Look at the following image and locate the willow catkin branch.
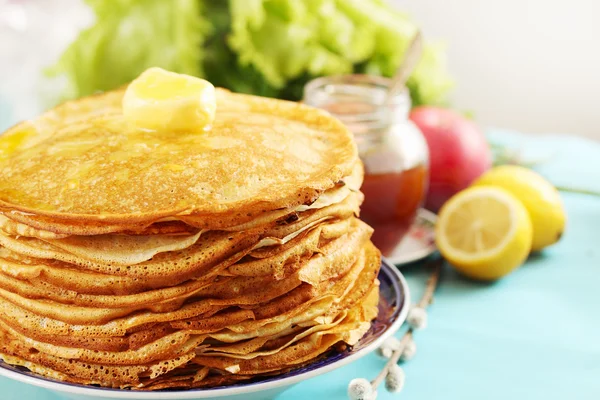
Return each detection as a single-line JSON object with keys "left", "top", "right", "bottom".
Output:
{"left": 417, "top": 259, "right": 442, "bottom": 308}
{"left": 370, "top": 259, "right": 443, "bottom": 390}
{"left": 556, "top": 186, "right": 600, "bottom": 197}
{"left": 371, "top": 330, "right": 413, "bottom": 388}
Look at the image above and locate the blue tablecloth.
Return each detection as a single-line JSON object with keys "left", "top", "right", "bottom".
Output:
{"left": 2, "top": 131, "right": 599, "bottom": 400}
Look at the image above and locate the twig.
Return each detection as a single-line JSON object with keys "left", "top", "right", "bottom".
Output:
{"left": 416, "top": 260, "right": 441, "bottom": 308}
{"left": 370, "top": 330, "right": 413, "bottom": 388}
{"left": 489, "top": 142, "right": 600, "bottom": 198}
{"left": 369, "top": 260, "right": 442, "bottom": 392}
{"left": 556, "top": 186, "right": 600, "bottom": 198}
{"left": 489, "top": 142, "right": 554, "bottom": 168}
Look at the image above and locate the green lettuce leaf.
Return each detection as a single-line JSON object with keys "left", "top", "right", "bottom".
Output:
{"left": 228, "top": 0, "right": 453, "bottom": 105}
{"left": 48, "top": 0, "right": 453, "bottom": 106}
{"left": 228, "top": 0, "right": 359, "bottom": 88}
{"left": 47, "top": 0, "right": 209, "bottom": 100}
{"left": 406, "top": 42, "right": 454, "bottom": 107}
{"left": 202, "top": 0, "right": 280, "bottom": 98}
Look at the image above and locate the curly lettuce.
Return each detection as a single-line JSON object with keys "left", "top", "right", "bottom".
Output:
{"left": 47, "top": 0, "right": 209, "bottom": 100}
{"left": 48, "top": 0, "right": 453, "bottom": 106}
{"left": 228, "top": 0, "right": 453, "bottom": 105}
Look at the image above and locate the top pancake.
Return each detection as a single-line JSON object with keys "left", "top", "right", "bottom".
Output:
{"left": 0, "top": 88, "right": 357, "bottom": 223}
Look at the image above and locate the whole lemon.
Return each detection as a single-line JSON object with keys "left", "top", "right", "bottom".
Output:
{"left": 473, "top": 165, "right": 566, "bottom": 251}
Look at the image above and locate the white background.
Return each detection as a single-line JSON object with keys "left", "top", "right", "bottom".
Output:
{"left": 1, "top": 0, "right": 598, "bottom": 139}
{"left": 394, "top": 0, "right": 600, "bottom": 140}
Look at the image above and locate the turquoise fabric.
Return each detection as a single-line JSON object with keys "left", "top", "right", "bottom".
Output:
{"left": 1, "top": 131, "right": 599, "bottom": 400}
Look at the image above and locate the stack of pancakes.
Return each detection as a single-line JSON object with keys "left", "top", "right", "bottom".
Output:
{"left": 0, "top": 88, "right": 380, "bottom": 389}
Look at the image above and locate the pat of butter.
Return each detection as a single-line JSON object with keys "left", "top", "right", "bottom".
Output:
{"left": 122, "top": 67, "right": 216, "bottom": 133}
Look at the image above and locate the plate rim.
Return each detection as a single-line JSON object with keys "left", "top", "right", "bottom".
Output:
{"left": 387, "top": 208, "right": 437, "bottom": 266}
{"left": 0, "top": 259, "right": 410, "bottom": 399}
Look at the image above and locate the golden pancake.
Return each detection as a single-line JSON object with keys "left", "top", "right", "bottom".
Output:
{"left": 39, "top": 231, "right": 203, "bottom": 266}
{"left": 0, "top": 172, "right": 361, "bottom": 236}
{"left": 0, "top": 252, "right": 377, "bottom": 387}
{"left": 0, "top": 230, "right": 260, "bottom": 282}
{"left": 0, "top": 211, "right": 170, "bottom": 236}
{"left": 0, "top": 269, "right": 377, "bottom": 388}
{"left": 0, "top": 237, "right": 377, "bottom": 359}
{"left": 0, "top": 214, "right": 197, "bottom": 238}
{"left": 0, "top": 215, "right": 356, "bottom": 300}
{"left": 0, "top": 80, "right": 380, "bottom": 390}
{"left": 0, "top": 215, "right": 69, "bottom": 239}
{"left": 0, "top": 89, "right": 356, "bottom": 223}
{"left": 0, "top": 221, "right": 370, "bottom": 328}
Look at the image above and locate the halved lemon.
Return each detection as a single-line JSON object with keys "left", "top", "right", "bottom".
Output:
{"left": 122, "top": 67, "right": 216, "bottom": 133}
{"left": 435, "top": 186, "right": 533, "bottom": 280}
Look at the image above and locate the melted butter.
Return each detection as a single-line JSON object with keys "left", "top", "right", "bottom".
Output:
{"left": 46, "top": 138, "right": 104, "bottom": 156}
{"left": 164, "top": 164, "right": 186, "bottom": 172}
{"left": 122, "top": 67, "right": 217, "bottom": 133}
{"left": 193, "top": 159, "right": 209, "bottom": 169}
{"left": 174, "top": 199, "right": 191, "bottom": 210}
{"left": 0, "top": 189, "right": 55, "bottom": 211}
{"left": 114, "top": 169, "right": 130, "bottom": 182}
{"left": 202, "top": 136, "right": 243, "bottom": 149}
{"left": 0, "top": 86, "right": 348, "bottom": 214}
{"left": 260, "top": 131, "right": 287, "bottom": 152}
{"left": 108, "top": 140, "right": 160, "bottom": 162}
{"left": 23, "top": 121, "right": 247, "bottom": 184}
{"left": 65, "top": 161, "right": 96, "bottom": 181}
{"left": 0, "top": 125, "right": 37, "bottom": 158}
{"left": 217, "top": 180, "right": 243, "bottom": 202}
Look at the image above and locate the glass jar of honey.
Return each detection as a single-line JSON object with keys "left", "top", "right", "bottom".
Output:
{"left": 303, "top": 74, "right": 429, "bottom": 257}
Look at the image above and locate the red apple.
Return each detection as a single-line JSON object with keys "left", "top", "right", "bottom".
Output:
{"left": 409, "top": 107, "right": 492, "bottom": 212}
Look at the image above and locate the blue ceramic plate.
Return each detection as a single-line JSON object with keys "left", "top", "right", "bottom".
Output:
{"left": 0, "top": 259, "right": 409, "bottom": 400}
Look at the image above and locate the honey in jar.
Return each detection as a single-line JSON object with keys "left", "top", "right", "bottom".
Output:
{"left": 303, "top": 75, "right": 429, "bottom": 257}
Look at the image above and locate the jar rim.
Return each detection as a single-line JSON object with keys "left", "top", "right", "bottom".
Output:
{"left": 303, "top": 74, "right": 410, "bottom": 132}
{"left": 303, "top": 74, "right": 409, "bottom": 106}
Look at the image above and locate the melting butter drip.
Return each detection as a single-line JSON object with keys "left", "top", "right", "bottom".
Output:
{"left": 122, "top": 67, "right": 216, "bottom": 133}
{"left": 164, "top": 164, "right": 186, "bottom": 172}
{"left": 0, "top": 125, "right": 37, "bottom": 158}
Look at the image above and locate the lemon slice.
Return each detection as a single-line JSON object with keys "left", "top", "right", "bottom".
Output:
{"left": 122, "top": 67, "right": 216, "bottom": 133}
{"left": 435, "top": 186, "right": 533, "bottom": 280}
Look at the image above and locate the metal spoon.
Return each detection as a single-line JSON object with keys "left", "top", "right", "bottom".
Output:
{"left": 386, "top": 30, "right": 424, "bottom": 102}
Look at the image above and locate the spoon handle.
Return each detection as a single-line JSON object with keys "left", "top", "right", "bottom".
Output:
{"left": 387, "top": 31, "right": 424, "bottom": 99}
